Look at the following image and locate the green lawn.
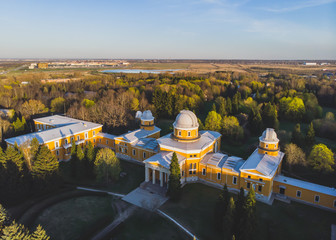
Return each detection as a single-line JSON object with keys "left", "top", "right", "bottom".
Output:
{"left": 112, "top": 208, "right": 187, "bottom": 240}
{"left": 34, "top": 196, "right": 115, "bottom": 240}
{"left": 161, "top": 183, "right": 336, "bottom": 240}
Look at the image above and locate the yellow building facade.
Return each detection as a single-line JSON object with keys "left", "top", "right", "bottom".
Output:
{"left": 6, "top": 110, "right": 336, "bottom": 212}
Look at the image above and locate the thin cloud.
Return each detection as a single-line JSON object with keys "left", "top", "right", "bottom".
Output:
{"left": 260, "top": 0, "right": 336, "bottom": 13}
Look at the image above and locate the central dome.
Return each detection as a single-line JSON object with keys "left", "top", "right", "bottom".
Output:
{"left": 173, "top": 110, "right": 199, "bottom": 129}
{"left": 141, "top": 110, "right": 154, "bottom": 121}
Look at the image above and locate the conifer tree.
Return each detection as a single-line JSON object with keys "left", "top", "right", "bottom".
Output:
{"left": 291, "top": 123, "right": 304, "bottom": 147}
{"left": 0, "top": 147, "right": 5, "bottom": 167}
{"left": 76, "top": 145, "right": 85, "bottom": 161}
{"left": 223, "top": 197, "right": 235, "bottom": 240}
{"left": 226, "top": 97, "right": 232, "bottom": 115}
{"left": 4, "top": 147, "right": 24, "bottom": 171}
{"left": 249, "top": 109, "right": 263, "bottom": 135}
{"left": 0, "top": 204, "right": 9, "bottom": 232}
{"left": 31, "top": 145, "right": 59, "bottom": 179}
{"left": 30, "top": 225, "right": 50, "bottom": 240}
{"left": 232, "top": 92, "right": 241, "bottom": 114}
{"left": 214, "top": 184, "right": 230, "bottom": 231}
{"left": 70, "top": 139, "right": 77, "bottom": 178}
{"left": 167, "top": 152, "right": 181, "bottom": 201}
{"left": 85, "top": 142, "right": 95, "bottom": 178}
{"left": 197, "top": 118, "right": 204, "bottom": 131}
{"left": 245, "top": 187, "right": 257, "bottom": 239}
{"left": 76, "top": 145, "right": 85, "bottom": 179}
{"left": 212, "top": 103, "right": 217, "bottom": 112}
{"left": 1, "top": 221, "right": 30, "bottom": 240}
{"left": 305, "top": 122, "right": 315, "bottom": 146}
{"left": 233, "top": 188, "right": 246, "bottom": 240}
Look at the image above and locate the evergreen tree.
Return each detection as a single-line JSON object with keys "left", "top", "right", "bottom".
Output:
{"left": 0, "top": 204, "right": 9, "bottom": 232}
{"left": 167, "top": 152, "right": 181, "bottom": 201}
{"left": 70, "top": 139, "right": 77, "bottom": 178}
{"left": 85, "top": 142, "right": 95, "bottom": 178}
{"left": 249, "top": 108, "right": 263, "bottom": 135}
{"left": 262, "top": 103, "right": 278, "bottom": 129}
{"left": 214, "top": 184, "right": 230, "bottom": 231}
{"left": 76, "top": 145, "right": 85, "bottom": 161}
{"left": 232, "top": 92, "right": 241, "bottom": 114}
{"left": 223, "top": 197, "right": 235, "bottom": 240}
{"left": 76, "top": 145, "right": 85, "bottom": 179}
{"left": 4, "top": 147, "right": 24, "bottom": 171}
{"left": 0, "top": 221, "right": 30, "bottom": 240}
{"left": 197, "top": 118, "right": 204, "bottom": 131}
{"left": 233, "top": 188, "right": 246, "bottom": 240}
{"left": 216, "top": 97, "right": 227, "bottom": 117}
{"left": 245, "top": 187, "right": 257, "bottom": 239}
{"left": 226, "top": 97, "right": 232, "bottom": 115}
{"left": 31, "top": 145, "right": 59, "bottom": 179}
{"left": 30, "top": 225, "right": 50, "bottom": 240}
{"left": 0, "top": 147, "right": 5, "bottom": 167}
{"left": 212, "top": 103, "right": 217, "bottom": 112}
{"left": 291, "top": 123, "right": 304, "bottom": 147}
{"left": 305, "top": 122, "right": 315, "bottom": 147}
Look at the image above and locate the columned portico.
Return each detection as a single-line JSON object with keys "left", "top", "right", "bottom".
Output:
{"left": 145, "top": 164, "right": 170, "bottom": 188}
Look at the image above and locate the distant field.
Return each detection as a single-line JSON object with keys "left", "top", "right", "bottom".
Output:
{"left": 130, "top": 62, "right": 191, "bottom": 70}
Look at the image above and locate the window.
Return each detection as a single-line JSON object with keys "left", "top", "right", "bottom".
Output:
{"left": 189, "top": 163, "right": 193, "bottom": 169}
{"left": 71, "top": 137, "right": 74, "bottom": 142}
{"left": 334, "top": 200, "right": 336, "bottom": 208}
{"left": 296, "top": 190, "right": 301, "bottom": 198}
{"left": 202, "top": 168, "right": 206, "bottom": 176}
{"left": 93, "top": 139, "right": 96, "bottom": 143}
{"left": 314, "top": 195, "right": 320, "bottom": 203}
{"left": 56, "top": 150, "right": 59, "bottom": 156}
{"left": 190, "top": 155, "right": 193, "bottom": 158}
{"left": 85, "top": 132, "right": 88, "bottom": 139}
{"left": 259, "top": 178, "right": 263, "bottom": 182}
{"left": 188, "top": 131, "right": 191, "bottom": 136}
{"left": 248, "top": 175, "right": 251, "bottom": 179}
{"left": 217, "top": 173, "right": 221, "bottom": 180}
{"left": 247, "top": 182, "right": 251, "bottom": 189}
{"left": 125, "top": 149, "right": 127, "bottom": 153}
{"left": 133, "top": 149, "right": 136, "bottom": 156}
{"left": 258, "top": 185, "right": 262, "bottom": 192}
{"left": 119, "top": 147, "right": 122, "bottom": 152}
{"left": 65, "top": 139, "right": 68, "bottom": 145}
{"left": 106, "top": 140, "right": 109, "bottom": 145}
{"left": 77, "top": 136, "right": 80, "bottom": 141}
{"left": 178, "top": 131, "right": 181, "bottom": 136}
{"left": 86, "top": 141, "right": 88, "bottom": 145}
{"left": 233, "top": 176, "right": 237, "bottom": 184}
{"left": 266, "top": 144, "right": 269, "bottom": 148}
{"left": 182, "top": 171, "right": 184, "bottom": 177}
{"left": 93, "top": 131, "right": 96, "bottom": 136}
{"left": 194, "top": 155, "right": 196, "bottom": 157}
{"left": 55, "top": 141, "right": 59, "bottom": 148}
{"left": 193, "top": 163, "right": 196, "bottom": 174}
{"left": 99, "top": 139, "right": 101, "bottom": 143}
{"left": 143, "top": 152, "right": 146, "bottom": 158}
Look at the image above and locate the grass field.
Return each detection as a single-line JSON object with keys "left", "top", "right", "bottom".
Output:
{"left": 112, "top": 208, "right": 187, "bottom": 240}
{"left": 34, "top": 196, "right": 115, "bottom": 240}
{"left": 161, "top": 183, "right": 336, "bottom": 240}
{"left": 130, "top": 62, "right": 190, "bottom": 70}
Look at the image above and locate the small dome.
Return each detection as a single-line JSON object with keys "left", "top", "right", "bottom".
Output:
{"left": 260, "top": 128, "right": 279, "bottom": 142}
{"left": 173, "top": 110, "right": 199, "bottom": 129}
{"left": 141, "top": 110, "right": 154, "bottom": 121}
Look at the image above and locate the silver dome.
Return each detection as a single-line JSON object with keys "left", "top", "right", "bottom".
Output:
{"left": 173, "top": 110, "right": 199, "bottom": 129}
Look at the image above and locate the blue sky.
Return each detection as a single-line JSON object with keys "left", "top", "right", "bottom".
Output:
{"left": 0, "top": 0, "right": 335, "bottom": 59}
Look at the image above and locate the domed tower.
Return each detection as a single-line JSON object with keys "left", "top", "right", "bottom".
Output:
{"left": 173, "top": 110, "right": 199, "bottom": 142}
{"left": 258, "top": 128, "right": 279, "bottom": 156}
{"left": 140, "top": 110, "right": 155, "bottom": 131}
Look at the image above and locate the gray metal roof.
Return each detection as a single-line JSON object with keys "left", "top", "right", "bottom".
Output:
{"left": 135, "top": 138, "right": 159, "bottom": 152}
{"left": 201, "top": 152, "right": 243, "bottom": 173}
{"left": 157, "top": 130, "right": 221, "bottom": 154}
{"left": 240, "top": 149, "right": 284, "bottom": 177}
{"left": 117, "top": 126, "right": 161, "bottom": 143}
{"left": 144, "top": 151, "right": 186, "bottom": 169}
{"left": 6, "top": 122, "right": 102, "bottom": 145}
{"left": 34, "top": 115, "right": 95, "bottom": 128}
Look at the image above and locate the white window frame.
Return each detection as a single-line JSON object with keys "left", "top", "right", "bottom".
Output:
{"left": 133, "top": 149, "right": 136, "bottom": 156}
{"left": 217, "top": 172, "right": 221, "bottom": 180}
{"left": 296, "top": 190, "right": 302, "bottom": 198}
{"left": 202, "top": 168, "right": 206, "bottom": 176}
{"left": 85, "top": 132, "right": 88, "bottom": 139}
{"left": 314, "top": 195, "right": 320, "bottom": 203}
{"left": 233, "top": 176, "right": 237, "bottom": 185}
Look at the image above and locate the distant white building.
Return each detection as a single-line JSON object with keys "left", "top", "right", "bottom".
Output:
{"left": 303, "top": 62, "right": 317, "bottom": 66}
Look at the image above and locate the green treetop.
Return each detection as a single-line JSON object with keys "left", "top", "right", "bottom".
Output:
{"left": 305, "top": 122, "right": 315, "bottom": 146}
{"left": 204, "top": 111, "right": 222, "bottom": 132}
{"left": 94, "top": 148, "right": 121, "bottom": 184}
{"left": 308, "top": 144, "right": 334, "bottom": 173}
{"left": 167, "top": 152, "right": 181, "bottom": 201}
{"left": 31, "top": 145, "right": 59, "bottom": 178}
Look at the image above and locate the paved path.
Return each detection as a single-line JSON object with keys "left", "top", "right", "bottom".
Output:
{"left": 91, "top": 205, "right": 137, "bottom": 240}
{"left": 157, "top": 209, "right": 198, "bottom": 240}
{"left": 76, "top": 186, "right": 125, "bottom": 198}
{"left": 122, "top": 187, "right": 168, "bottom": 210}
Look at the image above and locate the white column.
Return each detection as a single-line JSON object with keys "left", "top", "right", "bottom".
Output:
{"left": 160, "top": 171, "right": 163, "bottom": 187}
{"left": 152, "top": 169, "right": 156, "bottom": 184}
{"left": 145, "top": 166, "right": 149, "bottom": 182}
